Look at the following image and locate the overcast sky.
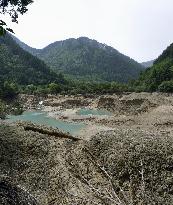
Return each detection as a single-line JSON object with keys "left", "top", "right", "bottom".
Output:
{"left": 2, "top": 0, "right": 173, "bottom": 62}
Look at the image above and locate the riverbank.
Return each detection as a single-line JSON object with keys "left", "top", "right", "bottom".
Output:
{"left": 1, "top": 92, "right": 173, "bottom": 204}
{"left": 19, "top": 92, "right": 173, "bottom": 138}
{"left": 7, "top": 92, "right": 173, "bottom": 140}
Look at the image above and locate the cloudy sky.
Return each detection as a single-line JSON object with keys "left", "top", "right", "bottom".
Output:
{"left": 3, "top": 0, "right": 173, "bottom": 62}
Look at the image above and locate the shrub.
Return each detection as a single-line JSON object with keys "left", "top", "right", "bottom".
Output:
{"left": 158, "top": 80, "right": 173, "bottom": 92}
{"left": 0, "top": 101, "right": 6, "bottom": 119}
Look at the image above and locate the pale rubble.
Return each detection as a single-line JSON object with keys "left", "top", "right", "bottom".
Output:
{"left": 18, "top": 92, "right": 173, "bottom": 138}
{"left": 1, "top": 92, "right": 173, "bottom": 204}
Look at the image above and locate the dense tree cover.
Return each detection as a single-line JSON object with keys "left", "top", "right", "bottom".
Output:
{"left": 155, "top": 43, "right": 173, "bottom": 64}
{"left": 0, "top": 0, "right": 33, "bottom": 35}
{"left": 21, "top": 80, "right": 131, "bottom": 96}
{"left": 2, "top": 33, "right": 173, "bottom": 101}
{"left": 0, "top": 32, "right": 132, "bottom": 102}
{"left": 0, "top": 80, "right": 22, "bottom": 118}
{"left": 13, "top": 36, "right": 145, "bottom": 83}
{"left": 141, "top": 59, "right": 154, "bottom": 68}
{"left": 0, "top": 80, "right": 18, "bottom": 99}
{"left": 0, "top": 32, "right": 67, "bottom": 118}
{"left": 0, "top": 33, "right": 67, "bottom": 85}
{"left": 158, "top": 80, "right": 173, "bottom": 92}
{"left": 134, "top": 43, "right": 173, "bottom": 92}
{"left": 66, "top": 80, "right": 130, "bottom": 95}
{"left": 0, "top": 100, "right": 6, "bottom": 119}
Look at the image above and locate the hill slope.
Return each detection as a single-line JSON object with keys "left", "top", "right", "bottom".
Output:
{"left": 141, "top": 60, "right": 154, "bottom": 68}
{"left": 136, "top": 43, "right": 173, "bottom": 92}
{"left": 0, "top": 34, "right": 63, "bottom": 85}
{"left": 13, "top": 36, "right": 144, "bottom": 83}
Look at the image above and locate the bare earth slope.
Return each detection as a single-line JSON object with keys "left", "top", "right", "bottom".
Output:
{"left": 1, "top": 92, "right": 173, "bottom": 204}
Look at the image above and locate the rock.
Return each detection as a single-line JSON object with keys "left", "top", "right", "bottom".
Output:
{"left": 0, "top": 179, "right": 38, "bottom": 205}
{"left": 3, "top": 92, "right": 173, "bottom": 204}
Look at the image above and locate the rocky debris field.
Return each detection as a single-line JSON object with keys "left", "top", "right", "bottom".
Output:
{"left": 1, "top": 92, "right": 173, "bottom": 204}
{"left": 40, "top": 92, "right": 173, "bottom": 137}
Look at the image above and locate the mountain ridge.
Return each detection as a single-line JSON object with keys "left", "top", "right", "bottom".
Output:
{"left": 0, "top": 33, "right": 65, "bottom": 85}
{"left": 141, "top": 60, "right": 154, "bottom": 68}
{"left": 12, "top": 35, "right": 145, "bottom": 83}
{"left": 135, "top": 42, "right": 173, "bottom": 92}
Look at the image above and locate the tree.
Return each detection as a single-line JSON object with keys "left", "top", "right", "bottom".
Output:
{"left": 2, "top": 81, "right": 19, "bottom": 99}
{"left": 158, "top": 80, "right": 173, "bottom": 93}
{"left": 0, "top": 0, "right": 33, "bottom": 35}
{"left": 0, "top": 100, "right": 6, "bottom": 119}
{"left": 48, "top": 83, "right": 62, "bottom": 94}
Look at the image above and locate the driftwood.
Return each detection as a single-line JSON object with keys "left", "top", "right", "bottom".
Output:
{"left": 23, "top": 125, "right": 81, "bottom": 141}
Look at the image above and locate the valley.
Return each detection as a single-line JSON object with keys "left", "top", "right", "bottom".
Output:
{"left": 16, "top": 92, "right": 173, "bottom": 139}
{"left": 12, "top": 36, "right": 145, "bottom": 83}
{"left": 1, "top": 0, "right": 173, "bottom": 204}
{"left": 1, "top": 26, "right": 173, "bottom": 205}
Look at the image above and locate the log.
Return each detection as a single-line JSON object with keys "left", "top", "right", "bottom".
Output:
{"left": 23, "top": 125, "right": 81, "bottom": 141}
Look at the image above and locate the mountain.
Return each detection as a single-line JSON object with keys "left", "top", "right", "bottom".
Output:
{"left": 135, "top": 43, "right": 173, "bottom": 92}
{"left": 0, "top": 34, "right": 65, "bottom": 85}
{"left": 141, "top": 60, "right": 154, "bottom": 68}
{"left": 13, "top": 36, "right": 145, "bottom": 83}
{"left": 11, "top": 34, "right": 41, "bottom": 56}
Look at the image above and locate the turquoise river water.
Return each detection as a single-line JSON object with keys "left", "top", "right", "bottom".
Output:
{"left": 8, "top": 111, "right": 85, "bottom": 135}
{"left": 7, "top": 108, "right": 112, "bottom": 135}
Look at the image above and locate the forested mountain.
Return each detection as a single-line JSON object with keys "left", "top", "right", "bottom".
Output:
{"left": 141, "top": 60, "right": 154, "bottom": 68}
{"left": 0, "top": 34, "right": 65, "bottom": 85}
{"left": 135, "top": 43, "right": 173, "bottom": 92}
{"left": 13, "top": 36, "right": 145, "bottom": 83}
{"left": 12, "top": 35, "right": 41, "bottom": 56}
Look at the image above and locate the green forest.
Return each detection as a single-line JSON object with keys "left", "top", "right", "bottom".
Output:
{"left": 134, "top": 43, "right": 173, "bottom": 92}
{"left": 1, "top": 1, "right": 173, "bottom": 205}
{"left": 1, "top": 32, "right": 173, "bottom": 118}
{"left": 1, "top": 1, "right": 173, "bottom": 96}
{"left": 13, "top": 36, "right": 144, "bottom": 83}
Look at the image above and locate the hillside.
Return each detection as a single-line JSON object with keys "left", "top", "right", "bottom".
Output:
{"left": 13, "top": 36, "right": 145, "bottom": 83}
{"left": 11, "top": 34, "right": 41, "bottom": 56}
{"left": 141, "top": 59, "right": 154, "bottom": 68}
{"left": 0, "top": 34, "right": 64, "bottom": 85}
{"left": 135, "top": 43, "right": 173, "bottom": 92}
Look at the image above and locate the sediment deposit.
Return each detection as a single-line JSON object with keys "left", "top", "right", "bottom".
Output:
{"left": 1, "top": 92, "right": 173, "bottom": 204}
